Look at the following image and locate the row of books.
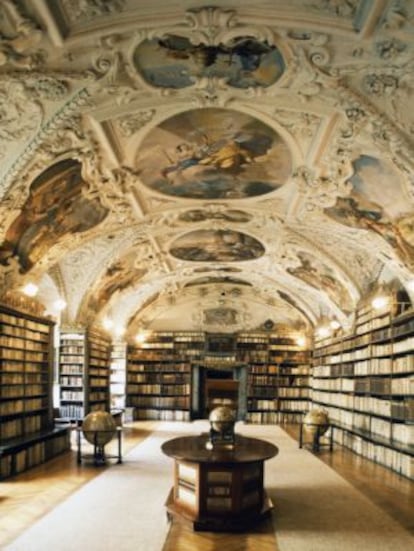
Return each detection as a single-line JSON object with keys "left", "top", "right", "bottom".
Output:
{"left": 126, "top": 372, "right": 190, "bottom": 384}
{"left": 314, "top": 403, "right": 413, "bottom": 446}
{"left": 0, "top": 324, "right": 49, "bottom": 342}
{"left": 334, "top": 426, "right": 413, "bottom": 479}
{"left": 60, "top": 345, "right": 84, "bottom": 354}
{"left": 0, "top": 383, "right": 46, "bottom": 397}
{"left": 0, "top": 335, "right": 49, "bottom": 351}
{"left": 248, "top": 375, "right": 306, "bottom": 386}
{"left": 59, "top": 404, "right": 84, "bottom": 418}
{"left": 127, "top": 362, "right": 190, "bottom": 372}
{"left": 127, "top": 396, "right": 190, "bottom": 408}
{"left": 127, "top": 383, "right": 190, "bottom": 395}
{"left": 314, "top": 357, "right": 413, "bottom": 377}
{"left": 132, "top": 408, "right": 190, "bottom": 421}
{"left": 0, "top": 430, "right": 69, "bottom": 480}
{"left": 1, "top": 413, "right": 45, "bottom": 440}
{"left": 0, "top": 397, "right": 46, "bottom": 415}
{"left": 246, "top": 411, "right": 305, "bottom": 424}
{"left": 0, "top": 313, "right": 50, "bottom": 334}
{"left": 0, "top": 349, "right": 48, "bottom": 362}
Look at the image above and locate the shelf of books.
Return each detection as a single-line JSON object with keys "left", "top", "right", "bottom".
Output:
{"left": 58, "top": 329, "right": 111, "bottom": 421}
{"left": 239, "top": 332, "right": 311, "bottom": 424}
{"left": 126, "top": 332, "right": 198, "bottom": 421}
{"left": 269, "top": 334, "right": 311, "bottom": 424}
{"left": 110, "top": 341, "right": 127, "bottom": 412}
{"left": 312, "top": 302, "right": 414, "bottom": 480}
{"left": 0, "top": 304, "right": 70, "bottom": 480}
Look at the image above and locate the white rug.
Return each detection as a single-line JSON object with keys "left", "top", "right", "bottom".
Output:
{"left": 5, "top": 422, "right": 198, "bottom": 551}
{"left": 238, "top": 424, "right": 414, "bottom": 551}
{"left": 5, "top": 421, "right": 414, "bottom": 551}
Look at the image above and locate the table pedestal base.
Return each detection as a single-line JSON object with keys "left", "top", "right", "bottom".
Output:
{"left": 165, "top": 488, "right": 274, "bottom": 532}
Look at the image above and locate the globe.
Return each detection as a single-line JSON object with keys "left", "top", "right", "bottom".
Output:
{"left": 209, "top": 405, "right": 236, "bottom": 434}
{"left": 303, "top": 408, "right": 329, "bottom": 437}
{"left": 82, "top": 411, "right": 116, "bottom": 447}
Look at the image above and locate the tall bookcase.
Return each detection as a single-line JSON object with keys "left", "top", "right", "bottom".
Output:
{"left": 312, "top": 301, "right": 413, "bottom": 479}
{"left": 126, "top": 333, "right": 194, "bottom": 421}
{"left": 110, "top": 341, "right": 127, "bottom": 411}
{"left": 0, "top": 304, "right": 70, "bottom": 479}
{"left": 239, "top": 332, "right": 311, "bottom": 424}
{"left": 58, "top": 329, "right": 111, "bottom": 421}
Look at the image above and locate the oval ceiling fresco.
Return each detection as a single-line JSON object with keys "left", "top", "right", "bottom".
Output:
{"left": 169, "top": 230, "right": 265, "bottom": 262}
{"left": 136, "top": 108, "right": 292, "bottom": 200}
{"left": 133, "top": 35, "right": 285, "bottom": 89}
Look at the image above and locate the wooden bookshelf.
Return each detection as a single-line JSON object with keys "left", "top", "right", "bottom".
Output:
{"left": 312, "top": 302, "right": 414, "bottom": 480}
{"left": 125, "top": 331, "right": 311, "bottom": 423}
{"left": 0, "top": 304, "right": 70, "bottom": 480}
{"left": 58, "top": 329, "right": 111, "bottom": 421}
{"left": 126, "top": 333, "right": 193, "bottom": 421}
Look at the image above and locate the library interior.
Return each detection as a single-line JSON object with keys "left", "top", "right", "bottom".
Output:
{"left": 0, "top": 1, "right": 413, "bottom": 550}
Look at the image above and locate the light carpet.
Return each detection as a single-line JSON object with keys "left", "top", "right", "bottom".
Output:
{"left": 5, "top": 421, "right": 414, "bottom": 551}
{"left": 5, "top": 422, "right": 196, "bottom": 551}
{"left": 239, "top": 423, "right": 414, "bottom": 551}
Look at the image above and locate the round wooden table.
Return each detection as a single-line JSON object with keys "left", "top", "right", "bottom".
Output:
{"left": 161, "top": 433, "right": 278, "bottom": 531}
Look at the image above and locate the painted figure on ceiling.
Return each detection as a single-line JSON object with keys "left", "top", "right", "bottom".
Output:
{"left": 0, "top": 159, "right": 108, "bottom": 272}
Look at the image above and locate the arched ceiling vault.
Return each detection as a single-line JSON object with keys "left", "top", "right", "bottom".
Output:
{"left": 1, "top": 0, "right": 414, "bottom": 339}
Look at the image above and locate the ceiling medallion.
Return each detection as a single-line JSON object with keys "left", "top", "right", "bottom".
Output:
{"left": 169, "top": 229, "right": 265, "bottom": 262}
{"left": 136, "top": 108, "right": 292, "bottom": 200}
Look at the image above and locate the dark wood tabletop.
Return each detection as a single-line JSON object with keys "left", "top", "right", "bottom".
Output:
{"left": 161, "top": 433, "right": 278, "bottom": 464}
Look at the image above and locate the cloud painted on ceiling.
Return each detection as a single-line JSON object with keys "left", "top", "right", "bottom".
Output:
{"left": 169, "top": 229, "right": 265, "bottom": 262}
{"left": 136, "top": 108, "right": 292, "bottom": 199}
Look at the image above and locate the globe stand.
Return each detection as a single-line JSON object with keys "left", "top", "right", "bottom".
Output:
{"left": 205, "top": 423, "right": 235, "bottom": 451}
{"left": 299, "top": 422, "right": 334, "bottom": 453}
{"left": 76, "top": 427, "right": 123, "bottom": 466}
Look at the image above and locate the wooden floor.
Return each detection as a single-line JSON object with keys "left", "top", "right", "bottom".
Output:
{"left": 0, "top": 422, "right": 412, "bottom": 550}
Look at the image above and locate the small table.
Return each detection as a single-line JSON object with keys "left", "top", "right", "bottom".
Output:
{"left": 161, "top": 433, "right": 278, "bottom": 531}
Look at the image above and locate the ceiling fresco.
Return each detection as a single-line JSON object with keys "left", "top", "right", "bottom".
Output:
{"left": 136, "top": 108, "right": 292, "bottom": 200}
{"left": 0, "top": 1, "right": 414, "bottom": 335}
{"left": 169, "top": 230, "right": 265, "bottom": 262}
{"left": 133, "top": 35, "right": 285, "bottom": 89}
{"left": 0, "top": 159, "right": 108, "bottom": 273}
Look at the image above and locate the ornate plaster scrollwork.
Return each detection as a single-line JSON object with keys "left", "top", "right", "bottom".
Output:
{"left": 0, "top": 79, "right": 43, "bottom": 159}
{"left": 60, "top": 0, "right": 126, "bottom": 22}
{"left": 0, "top": 0, "right": 44, "bottom": 69}
{"left": 294, "top": 165, "right": 352, "bottom": 211}
{"left": 308, "top": 0, "right": 358, "bottom": 18}
{"left": 117, "top": 110, "right": 156, "bottom": 137}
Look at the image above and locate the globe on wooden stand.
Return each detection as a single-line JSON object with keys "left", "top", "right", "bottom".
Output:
{"left": 82, "top": 411, "right": 116, "bottom": 463}
{"left": 302, "top": 408, "right": 329, "bottom": 451}
{"left": 206, "top": 406, "right": 236, "bottom": 450}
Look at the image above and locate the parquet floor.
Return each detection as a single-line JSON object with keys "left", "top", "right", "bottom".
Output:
{"left": 0, "top": 422, "right": 412, "bottom": 550}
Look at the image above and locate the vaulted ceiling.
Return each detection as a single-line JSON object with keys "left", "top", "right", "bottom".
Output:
{"left": 1, "top": 0, "right": 414, "bottom": 338}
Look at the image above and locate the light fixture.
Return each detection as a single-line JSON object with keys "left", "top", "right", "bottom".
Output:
{"left": 102, "top": 317, "right": 114, "bottom": 330}
{"left": 371, "top": 295, "right": 389, "bottom": 310}
{"left": 330, "top": 319, "right": 341, "bottom": 330}
{"left": 296, "top": 336, "right": 307, "bottom": 347}
{"left": 114, "top": 325, "right": 125, "bottom": 338}
{"left": 316, "top": 325, "right": 331, "bottom": 339}
{"left": 53, "top": 298, "right": 67, "bottom": 311}
{"left": 407, "top": 280, "right": 414, "bottom": 292}
{"left": 22, "top": 282, "right": 38, "bottom": 297}
{"left": 135, "top": 331, "right": 147, "bottom": 344}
